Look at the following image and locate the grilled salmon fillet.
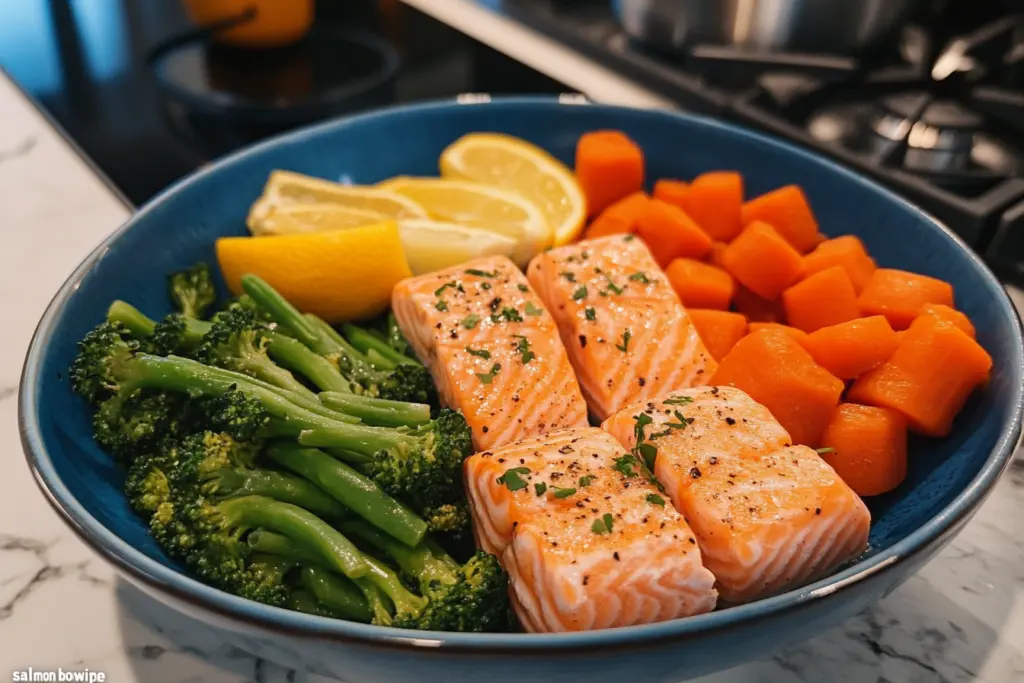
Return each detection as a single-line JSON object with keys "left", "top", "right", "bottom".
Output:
{"left": 527, "top": 235, "right": 717, "bottom": 420}
{"left": 602, "top": 387, "right": 870, "bottom": 603}
{"left": 464, "top": 427, "right": 718, "bottom": 632}
{"left": 392, "top": 256, "right": 587, "bottom": 450}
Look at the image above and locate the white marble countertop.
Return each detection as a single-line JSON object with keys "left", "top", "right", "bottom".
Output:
{"left": 1, "top": 67, "right": 1022, "bottom": 683}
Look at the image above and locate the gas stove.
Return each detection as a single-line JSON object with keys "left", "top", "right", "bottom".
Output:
{"left": 503, "top": 0, "right": 1024, "bottom": 284}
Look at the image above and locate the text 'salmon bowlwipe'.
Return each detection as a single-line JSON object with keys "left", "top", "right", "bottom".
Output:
{"left": 11, "top": 669, "right": 106, "bottom": 683}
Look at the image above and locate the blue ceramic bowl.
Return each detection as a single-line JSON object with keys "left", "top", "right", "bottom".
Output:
{"left": 20, "top": 98, "right": 1024, "bottom": 682}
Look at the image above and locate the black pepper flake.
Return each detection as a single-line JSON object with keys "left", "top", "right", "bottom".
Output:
{"left": 578, "top": 335, "right": 588, "bottom": 348}
{"left": 613, "top": 552, "right": 620, "bottom": 561}
{"left": 688, "top": 538, "right": 696, "bottom": 545}
{"left": 815, "top": 507, "right": 822, "bottom": 515}
{"left": 725, "top": 417, "right": 736, "bottom": 425}
{"left": 558, "top": 445, "right": 574, "bottom": 454}
{"left": 583, "top": 575, "right": 590, "bottom": 586}
{"left": 482, "top": 426, "right": 489, "bottom": 433}
{"left": 497, "top": 458, "right": 506, "bottom": 463}
{"left": 709, "top": 456, "right": 718, "bottom": 465}
{"left": 689, "top": 467, "right": 702, "bottom": 479}
{"left": 638, "top": 377, "right": 646, "bottom": 387}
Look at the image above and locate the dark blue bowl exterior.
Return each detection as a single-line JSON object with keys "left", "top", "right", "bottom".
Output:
{"left": 20, "top": 99, "right": 1024, "bottom": 682}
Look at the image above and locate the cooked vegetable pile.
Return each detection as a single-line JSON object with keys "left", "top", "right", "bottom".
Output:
{"left": 70, "top": 264, "right": 509, "bottom": 631}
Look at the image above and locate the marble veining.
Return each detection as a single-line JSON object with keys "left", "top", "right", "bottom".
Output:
{"left": 0, "top": 69, "right": 1021, "bottom": 682}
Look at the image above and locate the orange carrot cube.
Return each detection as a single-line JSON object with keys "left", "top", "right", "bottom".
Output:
{"left": 665, "top": 258, "right": 735, "bottom": 310}
{"left": 847, "top": 316, "right": 992, "bottom": 436}
{"left": 721, "top": 221, "right": 803, "bottom": 300}
{"left": 688, "top": 309, "right": 748, "bottom": 361}
{"left": 820, "top": 404, "right": 907, "bottom": 497}
{"left": 711, "top": 328, "right": 845, "bottom": 447}
{"left": 918, "top": 303, "right": 975, "bottom": 338}
{"left": 782, "top": 266, "right": 861, "bottom": 333}
{"left": 748, "top": 322, "right": 807, "bottom": 341}
{"left": 576, "top": 131, "right": 644, "bottom": 217}
{"left": 740, "top": 185, "right": 821, "bottom": 253}
{"left": 801, "top": 235, "right": 876, "bottom": 293}
{"left": 857, "top": 268, "right": 954, "bottom": 330}
{"left": 636, "top": 198, "right": 713, "bottom": 267}
{"left": 585, "top": 191, "right": 649, "bottom": 238}
{"left": 653, "top": 179, "right": 690, "bottom": 211}
{"left": 684, "top": 171, "right": 744, "bottom": 242}
{"left": 799, "top": 315, "right": 899, "bottom": 380}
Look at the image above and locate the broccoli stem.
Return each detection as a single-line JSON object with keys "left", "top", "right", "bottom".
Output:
{"left": 240, "top": 275, "right": 333, "bottom": 355}
{"left": 341, "top": 519, "right": 457, "bottom": 584}
{"left": 209, "top": 468, "right": 347, "bottom": 520}
{"left": 295, "top": 421, "right": 416, "bottom": 457}
{"left": 304, "top": 314, "right": 364, "bottom": 362}
{"left": 217, "top": 495, "right": 366, "bottom": 578}
{"left": 230, "top": 346, "right": 317, "bottom": 402}
{"left": 266, "top": 442, "right": 427, "bottom": 548}
{"left": 289, "top": 589, "right": 347, "bottom": 619}
{"left": 318, "top": 392, "right": 431, "bottom": 428}
{"left": 114, "top": 353, "right": 360, "bottom": 430}
{"left": 107, "top": 301, "right": 157, "bottom": 337}
{"left": 343, "top": 324, "right": 420, "bottom": 368}
{"left": 300, "top": 567, "right": 372, "bottom": 622}
{"left": 265, "top": 332, "right": 353, "bottom": 393}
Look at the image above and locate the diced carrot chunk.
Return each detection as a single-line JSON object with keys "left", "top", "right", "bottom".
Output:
{"left": 847, "top": 316, "right": 992, "bottom": 436}
{"left": 748, "top": 322, "right": 807, "bottom": 341}
{"left": 636, "top": 198, "right": 713, "bottom": 267}
{"left": 653, "top": 179, "right": 690, "bottom": 210}
{"left": 721, "top": 221, "right": 803, "bottom": 300}
{"left": 801, "top": 235, "right": 876, "bottom": 293}
{"left": 782, "top": 266, "right": 861, "bottom": 333}
{"left": 799, "top": 315, "right": 899, "bottom": 379}
{"left": 857, "top": 268, "right": 954, "bottom": 330}
{"left": 708, "top": 241, "right": 729, "bottom": 269}
{"left": 688, "top": 309, "right": 748, "bottom": 361}
{"left": 820, "top": 404, "right": 907, "bottom": 497}
{"left": 740, "top": 185, "right": 821, "bottom": 253}
{"left": 585, "top": 191, "right": 649, "bottom": 238}
{"left": 684, "top": 171, "right": 744, "bottom": 242}
{"left": 576, "top": 131, "right": 644, "bottom": 217}
{"left": 919, "top": 303, "right": 975, "bottom": 338}
{"left": 665, "top": 258, "right": 735, "bottom": 310}
{"left": 732, "top": 284, "right": 782, "bottom": 322}
{"left": 711, "top": 328, "right": 845, "bottom": 447}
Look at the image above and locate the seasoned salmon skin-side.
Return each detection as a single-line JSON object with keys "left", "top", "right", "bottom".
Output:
{"left": 392, "top": 256, "right": 588, "bottom": 450}
{"left": 464, "top": 426, "right": 718, "bottom": 632}
{"left": 528, "top": 235, "right": 717, "bottom": 420}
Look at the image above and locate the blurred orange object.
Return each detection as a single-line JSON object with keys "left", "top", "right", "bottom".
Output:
{"left": 183, "top": 0, "right": 314, "bottom": 48}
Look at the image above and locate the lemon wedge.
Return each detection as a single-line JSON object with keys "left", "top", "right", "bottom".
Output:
{"left": 379, "top": 176, "right": 550, "bottom": 265}
{"left": 440, "top": 132, "right": 586, "bottom": 246}
{"left": 247, "top": 170, "right": 427, "bottom": 233}
{"left": 248, "top": 203, "right": 389, "bottom": 236}
{"left": 216, "top": 220, "right": 411, "bottom": 323}
{"left": 398, "top": 219, "right": 516, "bottom": 275}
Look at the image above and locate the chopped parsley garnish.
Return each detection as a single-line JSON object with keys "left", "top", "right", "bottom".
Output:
{"left": 434, "top": 281, "right": 457, "bottom": 296}
{"left": 663, "top": 396, "right": 694, "bottom": 406}
{"left": 633, "top": 413, "right": 653, "bottom": 443}
{"left": 572, "top": 286, "right": 588, "bottom": 301}
{"left": 628, "top": 272, "right": 651, "bottom": 284}
{"left": 434, "top": 301, "right": 448, "bottom": 312}
{"left": 623, "top": 235, "right": 635, "bottom": 242}
{"left": 517, "top": 284, "right": 529, "bottom": 292}
{"left": 613, "top": 454, "right": 640, "bottom": 478}
{"left": 646, "top": 494, "right": 666, "bottom": 507}
{"left": 524, "top": 301, "right": 544, "bottom": 316}
{"left": 513, "top": 335, "right": 535, "bottom": 364}
{"left": 605, "top": 280, "right": 624, "bottom": 295}
{"left": 491, "top": 307, "right": 523, "bottom": 323}
{"left": 476, "top": 363, "right": 502, "bottom": 384}
{"left": 465, "top": 346, "right": 491, "bottom": 359}
{"left": 584, "top": 307, "right": 596, "bottom": 321}
{"left": 591, "top": 513, "right": 614, "bottom": 535}
{"left": 481, "top": 282, "right": 492, "bottom": 290}
{"left": 665, "top": 410, "right": 693, "bottom": 430}
{"left": 497, "top": 466, "right": 530, "bottom": 492}
{"left": 462, "top": 314, "right": 480, "bottom": 329}
{"left": 465, "top": 268, "right": 496, "bottom": 278}
{"left": 615, "top": 329, "right": 632, "bottom": 352}
{"left": 636, "top": 443, "right": 658, "bottom": 471}
{"left": 560, "top": 271, "right": 576, "bottom": 282}
{"left": 631, "top": 413, "right": 663, "bottom": 489}
{"left": 534, "top": 482, "right": 548, "bottom": 497}
{"left": 648, "top": 429, "right": 672, "bottom": 440}
{"left": 578, "top": 474, "right": 596, "bottom": 487}
{"left": 552, "top": 486, "right": 577, "bottom": 499}
{"left": 815, "top": 447, "right": 836, "bottom": 455}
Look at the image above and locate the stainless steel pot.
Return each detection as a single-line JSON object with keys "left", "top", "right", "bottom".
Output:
{"left": 612, "top": 0, "right": 926, "bottom": 54}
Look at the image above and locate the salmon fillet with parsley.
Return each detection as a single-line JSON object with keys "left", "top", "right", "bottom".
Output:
{"left": 602, "top": 387, "right": 870, "bottom": 603}
{"left": 391, "top": 256, "right": 587, "bottom": 450}
{"left": 527, "top": 235, "right": 717, "bottom": 420}
{"left": 464, "top": 426, "right": 718, "bottom": 633}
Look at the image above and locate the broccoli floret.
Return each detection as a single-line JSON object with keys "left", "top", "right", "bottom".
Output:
{"left": 420, "top": 501, "right": 471, "bottom": 535}
{"left": 297, "top": 408, "right": 473, "bottom": 530}
{"left": 93, "top": 389, "right": 188, "bottom": 462}
{"left": 196, "top": 305, "right": 314, "bottom": 399}
{"left": 343, "top": 521, "right": 509, "bottom": 632}
{"left": 168, "top": 263, "right": 216, "bottom": 320}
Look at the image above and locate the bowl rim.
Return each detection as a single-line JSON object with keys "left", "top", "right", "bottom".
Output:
{"left": 20, "top": 96, "right": 1024, "bottom": 653}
